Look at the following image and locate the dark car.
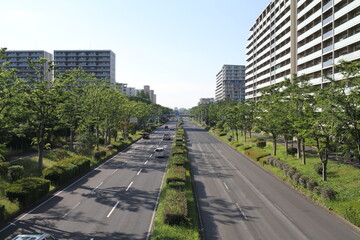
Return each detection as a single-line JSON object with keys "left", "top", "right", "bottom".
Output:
{"left": 142, "top": 132, "right": 150, "bottom": 139}
{"left": 165, "top": 125, "right": 168, "bottom": 129}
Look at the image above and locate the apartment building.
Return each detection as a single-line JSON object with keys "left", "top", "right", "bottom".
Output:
{"left": 246, "top": 0, "right": 360, "bottom": 100}
{"left": 54, "top": 50, "right": 116, "bottom": 83}
{"left": 215, "top": 65, "right": 246, "bottom": 102}
{"left": 198, "top": 98, "right": 215, "bottom": 105}
{"left": 0, "top": 50, "right": 53, "bottom": 81}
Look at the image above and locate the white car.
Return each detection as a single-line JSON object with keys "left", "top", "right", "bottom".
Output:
{"left": 12, "top": 234, "right": 56, "bottom": 240}
{"left": 154, "top": 147, "right": 166, "bottom": 158}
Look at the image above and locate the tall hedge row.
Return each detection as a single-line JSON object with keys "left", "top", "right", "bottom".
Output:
{"left": 43, "top": 156, "right": 91, "bottom": 185}
{"left": 5, "top": 177, "right": 50, "bottom": 207}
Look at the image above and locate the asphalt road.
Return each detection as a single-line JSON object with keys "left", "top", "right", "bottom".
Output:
{"left": 0, "top": 124, "right": 175, "bottom": 240}
{"left": 185, "top": 119, "right": 360, "bottom": 240}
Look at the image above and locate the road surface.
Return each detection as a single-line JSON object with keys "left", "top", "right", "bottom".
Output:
{"left": 0, "top": 124, "right": 175, "bottom": 240}
{"left": 185, "top": 119, "right": 360, "bottom": 240}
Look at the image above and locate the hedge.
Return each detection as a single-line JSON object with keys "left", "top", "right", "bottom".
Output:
{"left": 244, "top": 149, "right": 270, "bottom": 161}
{"left": 343, "top": 201, "right": 360, "bottom": 227}
{"left": 168, "top": 155, "right": 187, "bottom": 168}
{"left": 5, "top": 177, "right": 50, "bottom": 207}
{"left": 42, "top": 156, "right": 90, "bottom": 185}
{"left": 171, "top": 145, "right": 187, "bottom": 156}
{"left": 166, "top": 167, "right": 186, "bottom": 184}
{"left": 163, "top": 189, "right": 188, "bottom": 225}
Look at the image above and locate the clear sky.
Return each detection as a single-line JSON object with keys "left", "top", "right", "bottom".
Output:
{"left": 1, "top": 0, "right": 271, "bottom": 109}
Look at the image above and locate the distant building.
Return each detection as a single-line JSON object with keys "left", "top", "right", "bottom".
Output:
{"left": 215, "top": 65, "right": 246, "bottom": 102}
{"left": 0, "top": 50, "right": 53, "bottom": 81}
{"left": 245, "top": 0, "right": 360, "bottom": 101}
{"left": 143, "top": 85, "right": 156, "bottom": 103}
{"left": 116, "top": 82, "right": 127, "bottom": 94}
{"left": 54, "top": 50, "right": 116, "bottom": 83}
{"left": 125, "top": 87, "right": 139, "bottom": 96}
{"left": 198, "top": 98, "right": 215, "bottom": 105}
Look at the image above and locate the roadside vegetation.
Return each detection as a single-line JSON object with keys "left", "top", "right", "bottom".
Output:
{"left": 189, "top": 61, "right": 360, "bottom": 227}
{"left": 151, "top": 121, "right": 200, "bottom": 240}
{"left": 0, "top": 47, "right": 172, "bottom": 223}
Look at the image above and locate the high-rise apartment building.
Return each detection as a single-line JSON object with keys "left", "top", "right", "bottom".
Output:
{"left": 0, "top": 50, "right": 53, "bottom": 81}
{"left": 215, "top": 65, "right": 246, "bottom": 102}
{"left": 246, "top": 0, "right": 360, "bottom": 100}
{"left": 54, "top": 50, "right": 116, "bottom": 83}
{"left": 198, "top": 98, "right": 215, "bottom": 105}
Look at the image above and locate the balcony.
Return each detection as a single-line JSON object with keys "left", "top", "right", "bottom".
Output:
{"left": 334, "top": 15, "right": 360, "bottom": 35}
{"left": 323, "top": 45, "right": 333, "bottom": 54}
{"left": 322, "top": 59, "right": 333, "bottom": 68}
{"left": 334, "top": 32, "right": 360, "bottom": 50}
{"left": 298, "top": 36, "right": 322, "bottom": 53}
{"left": 334, "top": 50, "right": 360, "bottom": 63}
{"left": 298, "top": 6, "right": 321, "bottom": 29}
{"left": 298, "top": 22, "right": 321, "bottom": 42}
{"left": 334, "top": 0, "right": 360, "bottom": 20}
{"left": 297, "top": 63, "right": 322, "bottom": 75}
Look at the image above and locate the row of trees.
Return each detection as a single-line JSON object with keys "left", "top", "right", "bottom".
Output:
{"left": 190, "top": 61, "right": 360, "bottom": 181}
{"left": 0, "top": 48, "right": 172, "bottom": 170}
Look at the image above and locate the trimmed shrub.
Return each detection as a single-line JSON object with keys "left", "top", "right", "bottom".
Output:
{"left": 43, "top": 161, "right": 79, "bottom": 185}
{"left": 113, "top": 142, "right": 127, "bottom": 151}
{"left": 106, "top": 145, "right": 114, "bottom": 150}
{"left": 5, "top": 177, "right": 50, "bottom": 207}
{"left": 299, "top": 176, "right": 309, "bottom": 188}
{"left": 62, "top": 156, "right": 91, "bottom": 174}
{"left": 226, "top": 135, "right": 232, "bottom": 142}
{"left": 94, "top": 150, "right": 107, "bottom": 160}
{"left": 167, "top": 181, "right": 186, "bottom": 190}
{"left": 344, "top": 201, "right": 360, "bottom": 227}
{"left": 163, "top": 189, "right": 188, "bottom": 225}
{"left": 256, "top": 141, "right": 266, "bottom": 148}
{"left": 285, "top": 167, "right": 297, "bottom": 178}
{"left": 52, "top": 149, "right": 70, "bottom": 161}
{"left": 168, "top": 155, "right": 187, "bottom": 167}
{"left": 239, "top": 145, "right": 252, "bottom": 151}
{"left": 245, "top": 149, "right": 270, "bottom": 161}
{"left": 0, "top": 161, "right": 10, "bottom": 177}
{"left": 231, "top": 142, "right": 243, "bottom": 148}
{"left": 287, "top": 147, "right": 297, "bottom": 155}
{"left": 7, "top": 165, "right": 25, "bottom": 183}
{"left": 166, "top": 167, "right": 186, "bottom": 184}
{"left": 291, "top": 172, "right": 302, "bottom": 184}
{"left": 171, "top": 146, "right": 187, "bottom": 156}
{"left": 314, "top": 163, "right": 323, "bottom": 175}
{"left": 219, "top": 132, "right": 227, "bottom": 136}
{"left": 266, "top": 156, "right": 276, "bottom": 166}
{"left": 321, "top": 187, "right": 337, "bottom": 201}
{"left": 306, "top": 180, "right": 318, "bottom": 191}
{"left": 313, "top": 186, "right": 322, "bottom": 195}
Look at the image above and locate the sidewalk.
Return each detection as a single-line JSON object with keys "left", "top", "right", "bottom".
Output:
{"left": 250, "top": 132, "right": 360, "bottom": 169}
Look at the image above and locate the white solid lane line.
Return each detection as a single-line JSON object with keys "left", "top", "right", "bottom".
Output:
{"left": 126, "top": 181, "right": 134, "bottom": 191}
{"left": 144, "top": 160, "right": 148, "bottom": 165}
{"left": 137, "top": 169, "right": 142, "bottom": 175}
{"left": 64, "top": 202, "right": 81, "bottom": 217}
{"left": 107, "top": 201, "right": 120, "bottom": 218}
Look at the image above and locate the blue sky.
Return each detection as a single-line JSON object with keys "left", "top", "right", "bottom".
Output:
{"left": 1, "top": 0, "right": 271, "bottom": 109}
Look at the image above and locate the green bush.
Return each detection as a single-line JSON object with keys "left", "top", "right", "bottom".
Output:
{"left": 239, "top": 145, "right": 252, "bottom": 151}
{"left": 306, "top": 180, "right": 318, "bottom": 191}
{"left": 287, "top": 147, "right": 297, "bottom": 155}
{"left": 219, "top": 132, "right": 227, "bottom": 136}
{"left": 5, "top": 177, "right": 50, "bottom": 207}
{"left": 106, "top": 145, "right": 114, "bottom": 150}
{"left": 52, "top": 149, "right": 70, "bottom": 161}
{"left": 94, "top": 150, "right": 107, "bottom": 160}
{"left": 321, "top": 187, "right": 337, "bottom": 201}
{"left": 167, "top": 181, "right": 186, "bottom": 190}
{"left": 299, "top": 175, "right": 309, "bottom": 188}
{"left": 163, "top": 189, "right": 188, "bottom": 225}
{"left": 313, "top": 186, "right": 322, "bottom": 195}
{"left": 291, "top": 172, "right": 302, "bottom": 184}
{"left": 343, "top": 201, "right": 360, "bottom": 227}
{"left": 166, "top": 167, "right": 186, "bottom": 184}
{"left": 7, "top": 165, "right": 25, "bottom": 183}
{"left": 168, "top": 155, "right": 187, "bottom": 167}
{"left": 256, "top": 141, "right": 266, "bottom": 148}
{"left": 43, "top": 162, "right": 78, "bottom": 185}
{"left": 226, "top": 135, "right": 232, "bottom": 141}
{"left": 0, "top": 161, "right": 10, "bottom": 177}
{"left": 62, "top": 156, "right": 91, "bottom": 174}
{"left": 244, "top": 149, "right": 270, "bottom": 161}
{"left": 75, "top": 133, "right": 97, "bottom": 156}
{"left": 171, "top": 146, "right": 187, "bottom": 156}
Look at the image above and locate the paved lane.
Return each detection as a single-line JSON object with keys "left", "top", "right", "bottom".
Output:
{"left": 0, "top": 124, "right": 175, "bottom": 240}
{"left": 185, "top": 119, "right": 360, "bottom": 240}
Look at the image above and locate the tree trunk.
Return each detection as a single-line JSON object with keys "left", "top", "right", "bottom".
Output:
{"left": 249, "top": 129, "right": 252, "bottom": 138}
{"left": 244, "top": 129, "right": 247, "bottom": 142}
{"left": 69, "top": 128, "right": 75, "bottom": 151}
{"left": 236, "top": 129, "right": 239, "bottom": 141}
{"left": 285, "top": 136, "right": 289, "bottom": 154}
{"left": 297, "top": 137, "right": 301, "bottom": 159}
{"left": 96, "top": 126, "right": 99, "bottom": 150}
{"left": 302, "top": 139, "right": 306, "bottom": 165}
{"left": 37, "top": 124, "right": 44, "bottom": 170}
{"left": 273, "top": 136, "right": 277, "bottom": 156}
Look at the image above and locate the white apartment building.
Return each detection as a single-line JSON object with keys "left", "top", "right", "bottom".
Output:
{"left": 198, "top": 98, "right": 215, "bottom": 105}
{"left": 215, "top": 65, "right": 246, "bottom": 102}
{"left": 246, "top": 0, "right": 360, "bottom": 100}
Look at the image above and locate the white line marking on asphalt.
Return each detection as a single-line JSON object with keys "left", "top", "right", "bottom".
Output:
{"left": 274, "top": 203, "right": 292, "bottom": 221}
{"left": 111, "top": 169, "right": 118, "bottom": 175}
{"left": 149, "top": 154, "right": 153, "bottom": 158}
{"left": 64, "top": 202, "right": 81, "bottom": 217}
{"left": 107, "top": 201, "right": 120, "bottom": 218}
{"left": 223, "top": 182, "right": 230, "bottom": 191}
{"left": 236, "top": 203, "right": 248, "bottom": 220}
{"left": 126, "top": 181, "right": 134, "bottom": 191}
{"left": 144, "top": 160, "right": 148, "bottom": 165}
{"left": 137, "top": 169, "right": 142, "bottom": 175}
{"left": 92, "top": 181, "right": 103, "bottom": 192}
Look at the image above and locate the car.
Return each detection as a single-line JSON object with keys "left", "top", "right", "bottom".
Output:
{"left": 142, "top": 132, "right": 150, "bottom": 139}
{"left": 163, "top": 133, "right": 171, "bottom": 140}
{"left": 12, "top": 233, "right": 56, "bottom": 240}
{"left": 154, "top": 147, "right": 166, "bottom": 158}
{"left": 164, "top": 125, "right": 168, "bottom": 129}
